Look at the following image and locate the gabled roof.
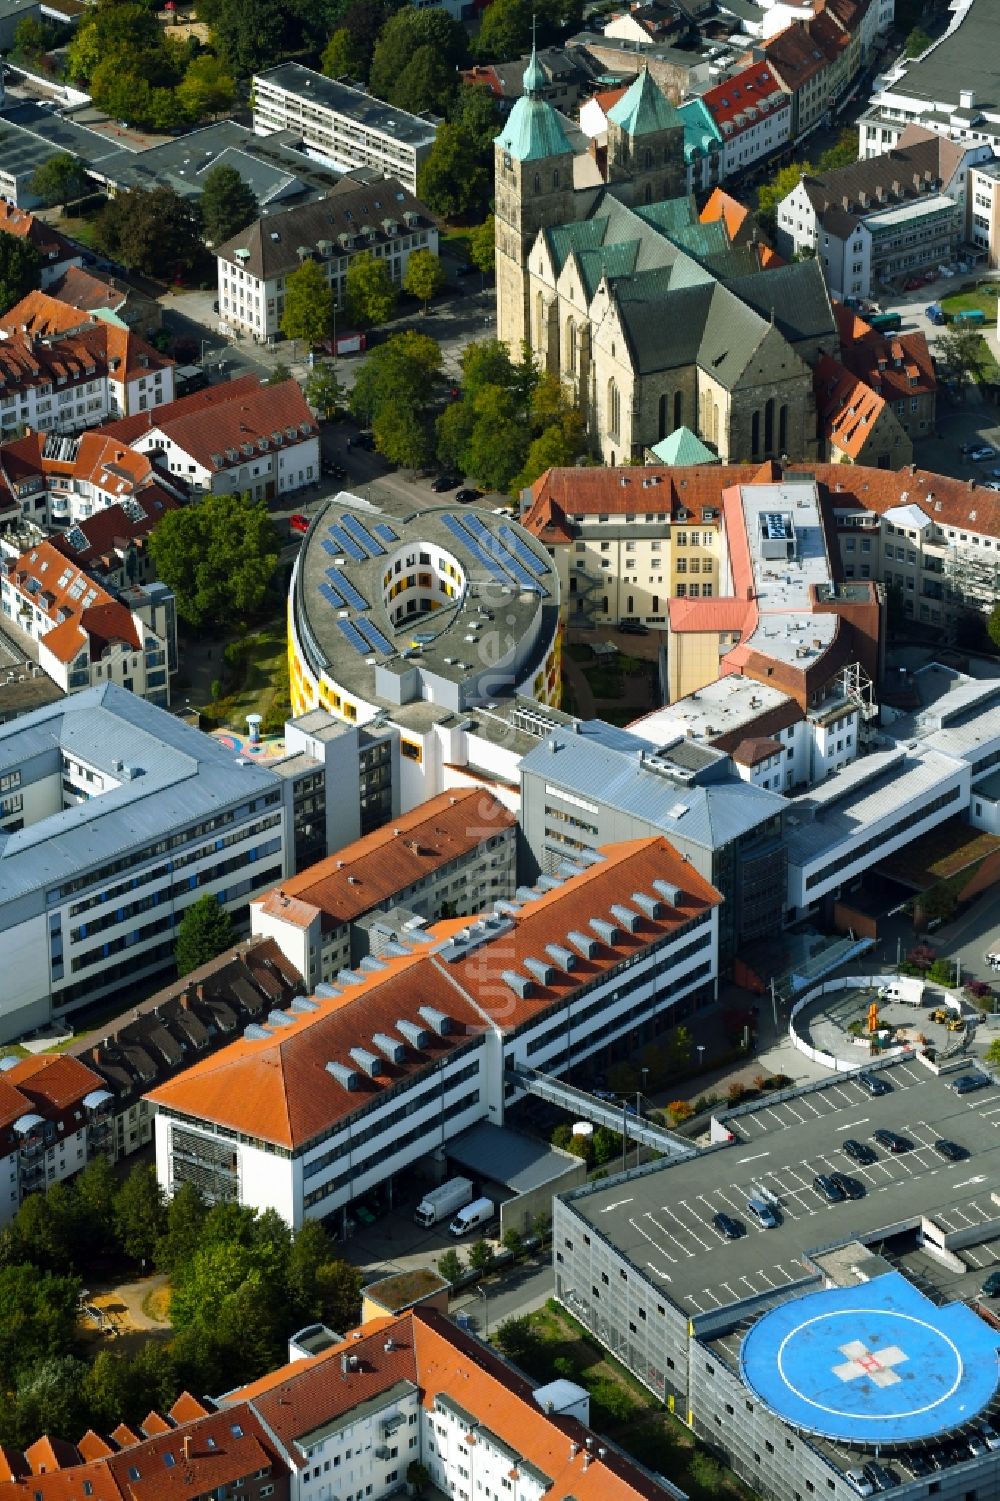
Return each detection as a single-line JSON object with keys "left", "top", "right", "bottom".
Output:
{"left": 607, "top": 68, "right": 683, "bottom": 134}
{"left": 814, "top": 352, "right": 890, "bottom": 459}
{"left": 99, "top": 378, "right": 316, "bottom": 472}
{"left": 0, "top": 203, "right": 78, "bottom": 265}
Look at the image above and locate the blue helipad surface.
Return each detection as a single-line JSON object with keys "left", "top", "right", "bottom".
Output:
{"left": 740, "top": 1272, "right": 1000, "bottom": 1444}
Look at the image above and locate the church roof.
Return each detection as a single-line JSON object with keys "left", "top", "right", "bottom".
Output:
{"left": 606, "top": 68, "right": 683, "bottom": 135}
{"left": 495, "top": 96, "right": 573, "bottom": 162}
{"left": 724, "top": 260, "right": 835, "bottom": 345}
{"left": 648, "top": 427, "right": 719, "bottom": 466}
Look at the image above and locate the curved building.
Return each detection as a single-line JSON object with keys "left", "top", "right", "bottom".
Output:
{"left": 289, "top": 496, "right": 561, "bottom": 725}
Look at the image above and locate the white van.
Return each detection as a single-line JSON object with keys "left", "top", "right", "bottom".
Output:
{"left": 448, "top": 1196, "right": 495, "bottom": 1237}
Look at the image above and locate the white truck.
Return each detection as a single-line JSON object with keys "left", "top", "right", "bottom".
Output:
{"left": 414, "top": 1176, "right": 474, "bottom": 1228}
{"left": 877, "top": 977, "right": 924, "bottom": 1006}
{"left": 448, "top": 1196, "right": 495, "bottom": 1237}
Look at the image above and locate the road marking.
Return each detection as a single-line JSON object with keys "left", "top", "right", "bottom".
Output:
{"left": 953, "top": 1175, "right": 987, "bottom": 1190}
{"left": 646, "top": 1261, "right": 672, "bottom": 1282}
{"left": 842, "top": 1119, "right": 870, "bottom": 1130}
{"left": 741, "top": 1151, "right": 771, "bottom": 1164}
{"left": 599, "top": 1198, "right": 634, "bottom": 1213}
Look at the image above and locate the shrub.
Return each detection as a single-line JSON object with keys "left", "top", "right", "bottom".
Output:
{"left": 752, "top": 1072, "right": 768, "bottom": 1091}
{"left": 906, "top": 944, "right": 937, "bottom": 973}
{"left": 437, "top": 1248, "right": 463, "bottom": 1284}
{"left": 667, "top": 1099, "right": 694, "bottom": 1124}
{"left": 588, "top": 1377, "right": 637, "bottom": 1423}
{"left": 726, "top": 1081, "right": 745, "bottom": 1104}
{"left": 928, "top": 958, "right": 957, "bottom": 988}
{"left": 210, "top": 678, "right": 222, "bottom": 700}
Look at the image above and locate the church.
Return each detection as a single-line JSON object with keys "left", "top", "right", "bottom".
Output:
{"left": 494, "top": 55, "right": 835, "bottom": 467}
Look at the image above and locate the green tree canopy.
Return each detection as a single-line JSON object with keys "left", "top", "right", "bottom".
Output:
{"left": 937, "top": 325, "right": 986, "bottom": 385}
{"left": 113, "top": 1164, "right": 166, "bottom": 1264}
{"left": 148, "top": 491, "right": 280, "bottom": 628}
{"left": 199, "top": 163, "right": 259, "bottom": 247}
{"left": 12, "top": 13, "right": 57, "bottom": 61}
{"left": 350, "top": 330, "right": 442, "bottom": 467}
{"left": 155, "top": 1181, "right": 208, "bottom": 1273}
{"left": 905, "top": 24, "right": 932, "bottom": 55}
{"left": 281, "top": 257, "right": 335, "bottom": 346}
{"left": 403, "top": 248, "right": 445, "bottom": 311}
{"left": 175, "top": 893, "right": 235, "bottom": 976}
{"left": 345, "top": 251, "right": 398, "bottom": 328}
{"left": 94, "top": 186, "right": 202, "bottom": 277}
{"left": 2, "top": 1189, "right": 78, "bottom": 1273}
{"left": 28, "top": 154, "right": 88, "bottom": 208}
{"left": 210, "top": 0, "right": 297, "bottom": 76}
{"left": 756, "top": 159, "right": 811, "bottom": 238}
{"left": 450, "top": 82, "right": 501, "bottom": 149}
{"left": 0, "top": 233, "right": 41, "bottom": 316}
{"left": 469, "top": 215, "right": 496, "bottom": 275}
{"left": 988, "top": 601, "right": 1000, "bottom": 652}
{"left": 417, "top": 122, "right": 490, "bottom": 220}
{"left": 0, "top": 1265, "right": 81, "bottom": 1382}
{"left": 176, "top": 53, "right": 236, "bottom": 122}
{"left": 314, "top": 1258, "right": 363, "bottom": 1330}
{"left": 321, "top": 25, "right": 362, "bottom": 78}
{"left": 369, "top": 7, "right": 467, "bottom": 112}
{"left": 9, "top": 1356, "right": 88, "bottom": 1448}
{"left": 304, "top": 363, "right": 345, "bottom": 419}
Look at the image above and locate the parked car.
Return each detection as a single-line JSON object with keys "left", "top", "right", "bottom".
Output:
{"left": 843, "top": 1138, "right": 877, "bottom": 1165}
{"left": 456, "top": 487, "right": 483, "bottom": 504}
{"left": 872, "top": 1128, "right": 912, "bottom": 1153}
{"left": 831, "top": 1172, "right": 865, "bottom": 1200}
{"left": 713, "top": 1212, "right": 744, "bottom": 1240}
{"left": 289, "top": 513, "right": 310, "bottom": 534}
{"left": 862, "top": 1461, "right": 897, "bottom": 1491}
{"left": 967, "top": 1433, "right": 988, "bottom": 1458}
{"left": 902, "top": 1453, "right": 932, "bottom": 1477}
{"left": 844, "top": 1470, "right": 873, "bottom": 1497}
{"left": 968, "top": 445, "right": 997, "bottom": 462}
{"left": 746, "top": 1198, "right": 780, "bottom": 1229}
{"left": 431, "top": 473, "right": 459, "bottom": 492}
{"left": 619, "top": 620, "right": 650, "bottom": 636}
{"left": 953, "top": 1072, "right": 989, "bottom": 1094}
{"left": 813, "top": 1173, "right": 846, "bottom": 1203}
{"left": 857, "top": 1070, "right": 891, "bottom": 1096}
{"left": 981, "top": 1270, "right": 1000, "bottom": 1297}
{"left": 933, "top": 1139, "right": 966, "bottom": 1161}
{"left": 978, "top": 1423, "right": 1000, "bottom": 1450}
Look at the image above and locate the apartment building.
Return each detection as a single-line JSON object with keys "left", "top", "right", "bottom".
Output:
{"left": 0, "top": 427, "right": 184, "bottom": 533}
{"left": 968, "top": 157, "right": 1000, "bottom": 268}
{"left": 0, "top": 684, "right": 295, "bottom": 1043}
{"left": 776, "top": 127, "right": 989, "bottom": 296}
{"left": 701, "top": 60, "right": 792, "bottom": 177}
{"left": 68, "top": 937, "right": 302, "bottom": 1162}
{"left": 148, "top": 837, "right": 720, "bottom": 1227}
{"left": 99, "top": 376, "right": 320, "bottom": 501}
{"left": 250, "top": 788, "right": 516, "bottom": 988}
{"left": 0, "top": 202, "right": 82, "bottom": 288}
{"left": 0, "top": 539, "right": 174, "bottom": 704}
{"left": 813, "top": 353, "right": 913, "bottom": 468}
{"left": 252, "top": 64, "right": 439, "bottom": 195}
{"left": 763, "top": 20, "right": 837, "bottom": 139}
{"left": 0, "top": 1053, "right": 113, "bottom": 1226}
{"left": 217, "top": 178, "right": 437, "bottom": 343}
{"left": 0, "top": 292, "right": 175, "bottom": 432}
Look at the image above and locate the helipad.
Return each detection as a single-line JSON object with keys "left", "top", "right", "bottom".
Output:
{"left": 740, "top": 1272, "right": 1000, "bottom": 1445}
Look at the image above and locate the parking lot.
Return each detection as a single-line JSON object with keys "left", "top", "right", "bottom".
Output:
{"left": 578, "top": 1059, "right": 1000, "bottom": 1317}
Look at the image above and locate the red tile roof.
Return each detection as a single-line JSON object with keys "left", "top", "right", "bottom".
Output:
{"left": 0, "top": 204, "right": 78, "bottom": 266}
{"left": 6, "top": 1053, "right": 103, "bottom": 1112}
{"left": 702, "top": 61, "right": 789, "bottom": 138}
{"left": 104, "top": 1409, "right": 280, "bottom": 1501}
{"left": 814, "top": 352, "right": 888, "bottom": 460}
{"left": 99, "top": 378, "right": 316, "bottom": 472}
{"left": 255, "top": 788, "right": 515, "bottom": 931}
{"left": 4, "top": 539, "right": 141, "bottom": 665}
{"left": 49, "top": 490, "right": 180, "bottom": 570}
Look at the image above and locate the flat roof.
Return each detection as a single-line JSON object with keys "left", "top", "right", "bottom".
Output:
{"left": 877, "top": 0, "right": 1000, "bottom": 113}
{"left": 448, "top": 1122, "right": 581, "bottom": 1194}
{"left": 568, "top": 1057, "right": 1000, "bottom": 1320}
{"left": 254, "top": 64, "right": 439, "bottom": 148}
{"left": 629, "top": 676, "right": 795, "bottom": 745}
{"left": 738, "top": 481, "right": 838, "bottom": 664}
{"left": 867, "top": 194, "right": 958, "bottom": 231}
{"left": 97, "top": 121, "right": 341, "bottom": 203}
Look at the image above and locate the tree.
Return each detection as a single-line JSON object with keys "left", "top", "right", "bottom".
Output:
{"left": 148, "top": 491, "right": 280, "bottom": 629}
{"left": 345, "top": 252, "right": 398, "bottom": 329}
{"left": 451, "top": 83, "right": 501, "bottom": 151}
{"left": 199, "top": 164, "right": 258, "bottom": 248}
{"left": 467, "top": 1239, "right": 495, "bottom": 1274}
{"left": 155, "top": 1181, "right": 207, "bottom": 1273}
{"left": 0, "top": 1265, "right": 81, "bottom": 1381}
{"left": 10, "top": 1356, "right": 88, "bottom": 1447}
{"left": 314, "top": 1258, "right": 363, "bottom": 1331}
{"left": 417, "top": 122, "right": 490, "bottom": 221}
{"left": 210, "top": 0, "right": 294, "bottom": 77}
{"left": 177, "top": 53, "right": 236, "bottom": 122}
{"left": 501, "top": 1227, "right": 523, "bottom": 1258}
{"left": 321, "top": 27, "right": 362, "bottom": 78}
{"left": 437, "top": 1248, "right": 463, "bottom": 1283}
{"left": 12, "top": 13, "right": 56, "bottom": 61}
{"left": 985, "top": 1038, "right": 1000, "bottom": 1068}
{"left": 469, "top": 215, "right": 496, "bottom": 275}
{"left": 269, "top": 362, "right": 293, "bottom": 386}
{"left": 304, "top": 364, "right": 345, "bottom": 419}
{"left": 756, "top": 159, "right": 813, "bottom": 238}
{"left": 285, "top": 1221, "right": 337, "bottom": 1322}
{"left": 476, "top": 0, "right": 531, "bottom": 61}
{"left": 403, "top": 248, "right": 445, "bottom": 312}
{"left": 369, "top": 8, "right": 467, "bottom": 113}
{"left": 406, "top": 1461, "right": 432, "bottom": 1499}
{"left": 493, "top": 1315, "right": 541, "bottom": 1364}
{"left": 817, "top": 129, "right": 857, "bottom": 172}
{"left": 114, "top": 1165, "right": 166, "bottom": 1265}
{"left": 73, "top": 1155, "right": 118, "bottom": 1257}
{"left": 28, "top": 154, "right": 88, "bottom": 208}
{"left": 281, "top": 258, "right": 335, "bottom": 347}
{"left": 905, "top": 24, "right": 932, "bottom": 55}
{"left": 0, "top": 234, "right": 41, "bottom": 316}
{"left": 3, "top": 1190, "right": 77, "bottom": 1273}
{"left": 94, "top": 186, "right": 202, "bottom": 277}
{"left": 937, "top": 326, "right": 985, "bottom": 386}
{"left": 82, "top": 1350, "right": 140, "bottom": 1432}
{"left": 351, "top": 331, "right": 442, "bottom": 466}
{"left": 175, "top": 893, "right": 234, "bottom": 975}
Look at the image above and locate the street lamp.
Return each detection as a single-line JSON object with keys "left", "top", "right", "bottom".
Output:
{"left": 476, "top": 1284, "right": 489, "bottom": 1337}
{"left": 696, "top": 1044, "right": 706, "bottom": 1071}
{"left": 200, "top": 338, "right": 210, "bottom": 367}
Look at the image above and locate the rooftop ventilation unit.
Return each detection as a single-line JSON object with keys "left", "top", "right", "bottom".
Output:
{"left": 418, "top": 1005, "right": 453, "bottom": 1036}
{"left": 266, "top": 1009, "right": 293, "bottom": 1027}
{"left": 567, "top": 929, "right": 598, "bottom": 959}
{"left": 336, "top": 969, "right": 364, "bottom": 986}
{"left": 515, "top": 885, "right": 543, "bottom": 902}
{"left": 556, "top": 860, "right": 586, "bottom": 879}
{"left": 589, "top": 917, "right": 619, "bottom": 945}
{"left": 653, "top": 879, "right": 683, "bottom": 906}
{"left": 372, "top": 1032, "right": 407, "bottom": 1065}
{"left": 501, "top": 969, "right": 533, "bottom": 998}
{"left": 523, "top": 957, "right": 555, "bottom": 986}
{"left": 325, "top": 1061, "right": 361, "bottom": 1090}
{"left": 545, "top": 943, "right": 577, "bottom": 972}
{"left": 631, "top": 891, "right": 663, "bottom": 919}
{"left": 314, "top": 982, "right": 341, "bottom": 999}
{"left": 494, "top": 899, "right": 523, "bottom": 917}
{"left": 610, "top": 904, "right": 642, "bottom": 933}
{"left": 397, "top": 1018, "right": 432, "bottom": 1050}
{"left": 289, "top": 996, "right": 319, "bottom": 1013}
{"left": 244, "top": 1024, "right": 271, "bottom": 1041}
{"left": 349, "top": 1047, "right": 385, "bottom": 1078}
{"left": 358, "top": 955, "right": 386, "bottom": 973}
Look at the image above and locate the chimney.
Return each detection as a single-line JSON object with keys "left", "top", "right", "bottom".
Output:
{"left": 182, "top": 1437, "right": 192, "bottom": 1462}
{"left": 583, "top": 1455, "right": 591, "bottom": 1471}
{"left": 569, "top": 1443, "right": 579, "bottom": 1460}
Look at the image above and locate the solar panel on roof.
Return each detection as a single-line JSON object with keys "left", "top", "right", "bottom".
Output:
{"left": 321, "top": 539, "right": 338, "bottom": 557}
{"left": 441, "top": 513, "right": 510, "bottom": 587}
{"left": 499, "top": 524, "right": 546, "bottom": 578}
{"left": 333, "top": 574, "right": 368, "bottom": 611}
{"left": 322, "top": 572, "right": 345, "bottom": 607}
{"left": 340, "top": 512, "right": 385, "bottom": 557}
{"left": 327, "top": 523, "right": 365, "bottom": 562}
{"left": 372, "top": 522, "right": 397, "bottom": 545}
{"left": 460, "top": 514, "right": 541, "bottom": 593}
{"left": 337, "top": 618, "right": 370, "bottom": 654}
{"left": 356, "top": 617, "right": 393, "bottom": 655}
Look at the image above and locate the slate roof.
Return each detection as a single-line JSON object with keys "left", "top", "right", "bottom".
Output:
{"left": 723, "top": 259, "right": 835, "bottom": 344}
{"left": 495, "top": 94, "right": 574, "bottom": 161}
{"left": 215, "top": 177, "right": 433, "bottom": 282}
{"left": 607, "top": 67, "right": 683, "bottom": 133}
{"left": 878, "top": 0, "right": 1000, "bottom": 111}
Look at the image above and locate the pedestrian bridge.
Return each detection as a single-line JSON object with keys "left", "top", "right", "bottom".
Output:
{"left": 506, "top": 1064, "right": 698, "bottom": 1161}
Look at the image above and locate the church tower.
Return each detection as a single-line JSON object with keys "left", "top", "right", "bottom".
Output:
{"left": 494, "top": 45, "right": 575, "bottom": 355}
{"left": 606, "top": 69, "right": 685, "bottom": 206}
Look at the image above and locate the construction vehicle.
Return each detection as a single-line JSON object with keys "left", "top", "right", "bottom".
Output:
{"left": 930, "top": 1007, "right": 950, "bottom": 1024}
{"left": 946, "top": 1016, "right": 966, "bottom": 1032}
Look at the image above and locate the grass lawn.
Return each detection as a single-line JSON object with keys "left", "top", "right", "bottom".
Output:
{"left": 972, "top": 332, "right": 1000, "bottom": 384}
{"left": 505, "top": 1302, "right": 756, "bottom": 1501}
{"left": 440, "top": 227, "right": 473, "bottom": 265}
{"left": 141, "top": 1282, "right": 172, "bottom": 1324}
{"left": 941, "top": 287, "right": 999, "bottom": 324}
{"left": 197, "top": 623, "right": 291, "bottom": 732}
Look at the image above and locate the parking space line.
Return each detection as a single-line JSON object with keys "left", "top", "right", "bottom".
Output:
{"left": 798, "top": 1098, "right": 822, "bottom": 1119}
{"left": 718, "top": 1189, "right": 746, "bottom": 1213}
{"left": 783, "top": 1103, "right": 806, "bottom": 1124}
{"left": 631, "top": 1216, "right": 679, "bottom": 1262}
{"left": 699, "top": 1287, "right": 722, "bottom": 1306}
{"left": 658, "top": 1207, "right": 702, "bottom": 1252}
{"left": 687, "top": 1295, "right": 704, "bottom": 1313}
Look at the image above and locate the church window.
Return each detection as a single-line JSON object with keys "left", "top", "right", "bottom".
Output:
{"left": 751, "top": 411, "right": 760, "bottom": 457}
{"left": 643, "top": 183, "right": 652, "bottom": 204}
{"left": 674, "top": 391, "right": 682, "bottom": 429}
{"left": 643, "top": 148, "right": 652, "bottom": 169}
{"left": 658, "top": 394, "right": 668, "bottom": 441}
{"left": 607, "top": 379, "right": 621, "bottom": 440}
{"left": 553, "top": 169, "right": 560, "bottom": 188}
{"left": 565, "top": 318, "right": 576, "bottom": 374}
{"left": 533, "top": 173, "right": 542, "bottom": 194}
{"left": 764, "top": 397, "right": 775, "bottom": 454}
{"left": 779, "top": 403, "right": 788, "bottom": 452}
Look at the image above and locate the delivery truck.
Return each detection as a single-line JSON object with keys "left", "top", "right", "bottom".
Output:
{"left": 414, "top": 1176, "right": 474, "bottom": 1228}
{"left": 448, "top": 1196, "right": 496, "bottom": 1237}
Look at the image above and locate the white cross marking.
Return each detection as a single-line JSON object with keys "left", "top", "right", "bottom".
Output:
{"left": 832, "top": 1340, "right": 908, "bottom": 1389}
